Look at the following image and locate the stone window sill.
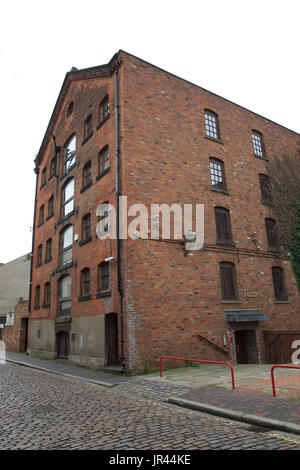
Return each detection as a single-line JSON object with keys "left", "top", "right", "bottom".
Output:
{"left": 82, "top": 132, "right": 93, "bottom": 146}
{"left": 96, "top": 167, "right": 110, "bottom": 181}
{"left": 79, "top": 236, "right": 92, "bottom": 247}
{"left": 78, "top": 294, "right": 91, "bottom": 302}
{"left": 274, "top": 299, "right": 290, "bottom": 304}
{"left": 205, "top": 135, "right": 224, "bottom": 145}
{"left": 55, "top": 262, "right": 73, "bottom": 274}
{"left": 221, "top": 299, "right": 241, "bottom": 304}
{"left": 80, "top": 181, "right": 92, "bottom": 193}
{"left": 46, "top": 213, "right": 54, "bottom": 221}
{"left": 211, "top": 187, "right": 229, "bottom": 195}
{"left": 96, "top": 290, "right": 111, "bottom": 298}
{"left": 96, "top": 114, "right": 110, "bottom": 130}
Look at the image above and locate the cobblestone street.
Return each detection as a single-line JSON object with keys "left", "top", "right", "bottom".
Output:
{"left": 0, "top": 363, "right": 299, "bottom": 450}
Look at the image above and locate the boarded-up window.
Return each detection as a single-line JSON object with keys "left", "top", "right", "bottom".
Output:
{"left": 265, "top": 218, "right": 278, "bottom": 248}
{"left": 215, "top": 207, "right": 232, "bottom": 243}
{"left": 220, "top": 262, "right": 238, "bottom": 300}
{"left": 259, "top": 174, "right": 272, "bottom": 204}
{"left": 272, "top": 267, "right": 288, "bottom": 300}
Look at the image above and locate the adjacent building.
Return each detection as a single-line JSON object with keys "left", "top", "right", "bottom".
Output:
{"left": 29, "top": 51, "right": 300, "bottom": 372}
{"left": 0, "top": 255, "right": 30, "bottom": 351}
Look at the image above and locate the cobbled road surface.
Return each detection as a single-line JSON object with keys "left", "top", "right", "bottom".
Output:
{"left": 0, "top": 363, "right": 299, "bottom": 450}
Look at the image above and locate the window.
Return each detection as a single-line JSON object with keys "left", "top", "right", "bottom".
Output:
{"left": 48, "top": 195, "right": 54, "bottom": 217}
{"left": 98, "top": 262, "right": 109, "bottom": 292}
{"left": 58, "top": 275, "right": 71, "bottom": 316}
{"left": 67, "top": 101, "right": 74, "bottom": 117}
{"left": 220, "top": 262, "right": 238, "bottom": 300}
{"left": 60, "top": 225, "right": 73, "bottom": 266}
{"left": 265, "top": 218, "right": 279, "bottom": 249}
{"left": 99, "top": 95, "right": 109, "bottom": 123}
{"left": 204, "top": 110, "right": 220, "bottom": 140}
{"left": 84, "top": 115, "right": 93, "bottom": 140}
{"left": 98, "top": 146, "right": 109, "bottom": 175}
{"left": 252, "top": 131, "right": 265, "bottom": 158}
{"left": 37, "top": 244, "right": 42, "bottom": 265}
{"left": 35, "top": 285, "right": 41, "bottom": 307}
{"left": 259, "top": 174, "right": 272, "bottom": 205}
{"left": 45, "top": 238, "right": 52, "bottom": 262}
{"left": 39, "top": 205, "right": 44, "bottom": 225}
{"left": 41, "top": 168, "right": 47, "bottom": 186}
{"left": 272, "top": 267, "right": 288, "bottom": 301}
{"left": 82, "top": 214, "right": 91, "bottom": 241}
{"left": 63, "top": 135, "right": 76, "bottom": 173}
{"left": 50, "top": 156, "right": 57, "bottom": 178}
{"left": 209, "top": 158, "right": 226, "bottom": 191}
{"left": 97, "top": 201, "right": 109, "bottom": 236}
{"left": 80, "top": 268, "right": 90, "bottom": 296}
{"left": 83, "top": 161, "right": 92, "bottom": 187}
{"left": 215, "top": 207, "right": 232, "bottom": 244}
{"left": 62, "top": 178, "right": 74, "bottom": 218}
{"left": 44, "top": 282, "right": 51, "bottom": 305}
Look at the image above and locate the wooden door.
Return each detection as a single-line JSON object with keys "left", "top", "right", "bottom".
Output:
{"left": 235, "top": 331, "right": 248, "bottom": 364}
{"left": 57, "top": 332, "right": 69, "bottom": 358}
{"left": 106, "top": 314, "right": 119, "bottom": 365}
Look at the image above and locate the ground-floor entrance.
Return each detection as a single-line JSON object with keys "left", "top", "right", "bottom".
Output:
{"left": 56, "top": 331, "right": 70, "bottom": 359}
{"left": 105, "top": 313, "right": 119, "bottom": 365}
{"left": 235, "top": 329, "right": 259, "bottom": 364}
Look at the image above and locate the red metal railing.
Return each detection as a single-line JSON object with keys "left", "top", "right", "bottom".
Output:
{"left": 271, "top": 364, "right": 300, "bottom": 397}
{"left": 159, "top": 356, "right": 235, "bottom": 390}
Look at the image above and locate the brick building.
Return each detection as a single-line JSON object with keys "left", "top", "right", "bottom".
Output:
{"left": 29, "top": 50, "right": 300, "bottom": 372}
{"left": 0, "top": 255, "right": 30, "bottom": 351}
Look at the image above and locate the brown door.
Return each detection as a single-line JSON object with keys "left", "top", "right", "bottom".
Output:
{"left": 57, "top": 332, "right": 69, "bottom": 358}
{"left": 20, "top": 318, "right": 28, "bottom": 352}
{"left": 106, "top": 313, "right": 119, "bottom": 365}
{"left": 235, "top": 331, "right": 248, "bottom": 364}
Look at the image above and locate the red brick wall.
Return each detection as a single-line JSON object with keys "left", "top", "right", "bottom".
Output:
{"left": 31, "top": 51, "right": 300, "bottom": 371}
{"left": 31, "top": 73, "right": 121, "bottom": 326}
{"left": 3, "top": 301, "right": 29, "bottom": 352}
{"left": 118, "top": 52, "right": 300, "bottom": 371}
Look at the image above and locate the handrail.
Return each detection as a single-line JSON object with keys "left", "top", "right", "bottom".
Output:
{"left": 198, "top": 334, "right": 229, "bottom": 357}
{"left": 271, "top": 364, "right": 300, "bottom": 397}
{"left": 159, "top": 355, "right": 235, "bottom": 390}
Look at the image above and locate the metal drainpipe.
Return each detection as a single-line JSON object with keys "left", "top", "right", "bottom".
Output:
{"left": 28, "top": 166, "right": 39, "bottom": 314}
{"left": 114, "top": 70, "right": 125, "bottom": 372}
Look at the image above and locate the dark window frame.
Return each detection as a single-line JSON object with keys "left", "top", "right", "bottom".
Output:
{"left": 252, "top": 130, "right": 266, "bottom": 158}
{"left": 272, "top": 267, "right": 288, "bottom": 301}
{"left": 80, "top": 268, "right": 91, "bottom": 296}
{"left": 62, "top": 178, "right": 74, "bottom": 219}
{"left": 82, "top": 213, "right": 91, "bottom": 241}
{"left": 220, "top": 262, "right": 238, "bottom": 301}
{"left": 44, "top": 281, "right": 51, "bottom": 305}
{"left": 84, "top": 114, "right": 93, "bottom": 141}
{"left": 98, "top": 145, "right": 109, "bottom": 176}
{"left": 259, "top": 174, "right": 273, "bottom": 205}
{"left": 35, "top": 285, "right": 41, "bottom": 308}
{"left": 63, "top": 134, "right": 76, "bottom": 174}
{"left": 60, "top": 225, "right": 73, "bottom": 266}
{"left": 99, "top": 95, "right": 109, "bottom": 123}
{"left": 209, "top": 158, "right": 226, "bottom": 191}
{"left": 58, "top": 274, "right": 72, "bottom": 317}
{"left": 82, "top": 161, "right": 92, "bottom": 188}
{"left": 98, "top": 262, "right": 109, "bottom": 292}
{"left": 204, "top": 109, "right": 221, "bottom": 140}
{"left": 215, "top": 207, "right": 233, "bottom": 244}
{"left": 265, "top": 218, "right": 279, "bottom": 249}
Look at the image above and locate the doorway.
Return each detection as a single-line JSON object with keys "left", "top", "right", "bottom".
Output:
{"left": 20, "top": 318, "right": 28, "bottom": 352}
{"left": 56, "top": 331, "right": 69, "bottom": 359}
{"left": 235, "top": 330, "right": 259, "bottom": 364}
{"left": 105, "top": 313, "right": 119, "bottom": 365}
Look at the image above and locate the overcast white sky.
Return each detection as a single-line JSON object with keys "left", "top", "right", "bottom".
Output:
{"left": 0, "top": 0, "right": 299, "bottom": 264}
